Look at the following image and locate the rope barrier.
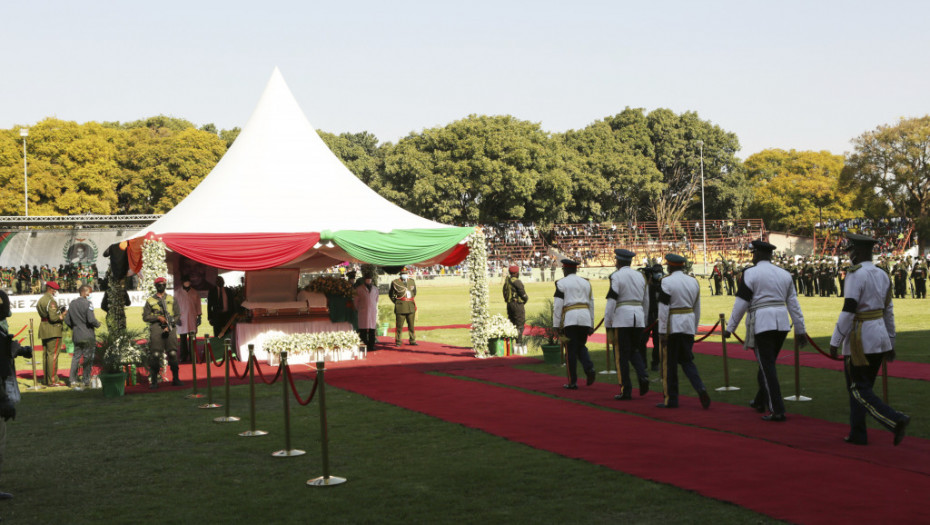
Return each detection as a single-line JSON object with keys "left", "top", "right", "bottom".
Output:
{"left": 285, "top": 365, "right": 319, "bottom": 406}
{"left": 207, "top": 342, "right": 226, "bottom": 367}
{"left": 694, "top": 320, "right": 721, "bottom": 343}
{"left": 229, "top": 356, "right": 249, "bottom": 380}
{"left": 12, "top": 325, "right": 26, "bottom": 338}
{"left": 805, "top": 333, "right": 843, "bottom": 361}
{"left": 252, "top": 356, "right": 283, "bottom": 385}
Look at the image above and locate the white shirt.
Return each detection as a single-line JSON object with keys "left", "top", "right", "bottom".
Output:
{"left": 830, "top": 261, "right": 895, "bottom": 355}
{"left": 604, "top": 266, "right": 648, "bottom": 328}
{"left": 553, "top": 273, "right": 594, "bottom": 328}
{"left": 726, "top": 260, "right": 806, "bottom": 337}
{"left": 175, "top": 286, "right": 202, "bottom": 335}
{"left": 657, "top": 270, "right": 700, "bottom": 335}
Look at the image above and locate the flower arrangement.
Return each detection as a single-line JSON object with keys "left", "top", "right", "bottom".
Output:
{"left": 466, "top": 229, "right": 491, "bottom": 357}
{"left": 263, "top": 330, "right": 362, "bottom": 356}
{"left": 485, "top": 314, "right": 520, "bottom": 339}
{"left": 141, "top": 238, "right": 168, "bottom": 297}
{"left": 305, "top": 275, "right": 355, "bottom": 297}
{"left": 96, "top": 328, "right": 147, "bottom": 374}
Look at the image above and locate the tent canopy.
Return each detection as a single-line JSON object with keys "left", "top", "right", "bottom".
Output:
{"left": 130, "top": 68, "right": 471, "bottom": 271}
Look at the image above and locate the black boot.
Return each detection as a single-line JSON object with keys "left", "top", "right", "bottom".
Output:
{"left": 170, "top": 365, "right": 182, "bottom": 386}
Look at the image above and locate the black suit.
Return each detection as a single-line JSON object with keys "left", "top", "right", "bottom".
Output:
{"left": 207, "top": 285, "right": 235, "bottom": 337}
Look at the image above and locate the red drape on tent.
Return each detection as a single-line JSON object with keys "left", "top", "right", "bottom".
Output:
{"left": 149, "top": 232, "right": 322, "bottom": 271}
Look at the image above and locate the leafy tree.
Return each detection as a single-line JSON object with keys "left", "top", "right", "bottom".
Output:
{"left": 318, "top": 130, "right": 383, "bottom": 186}
{"left": 746, "top": 149, "right": 855, "bottom": 233}
{"left": 843, "top": 116, "right": 930, "bottom": 251}
{"left": 219, "top": 127, "right": 240, "bottom": 148}
{"left": 381, "top": 115, "right": 562, "bottom": 224}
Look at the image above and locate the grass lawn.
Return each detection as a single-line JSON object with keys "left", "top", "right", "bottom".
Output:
{"left": 4, "top": 277, "right": 925, "bottom": 524}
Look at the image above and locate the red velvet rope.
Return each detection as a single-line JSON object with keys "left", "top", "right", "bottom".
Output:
{"left": 251, "top": 356, "right": 282, "bottom": 384}
{"left": 229, "top": 356, "right": 249, "bottom": 380}
{"left": 694, "top": 320, "right": 721, "bottom": 342}
{"left": 731, "top": 331, "right": 745, "bottom": 344}
{"left": 644, "top": 320, "right": 657, "bottom": 332}
{"left": 805, "top": 333, "right": 843, "bottom": 361}
{"left": 206, "top": 343, "right": 225, "bottom": 367}
{"left": 285, "top": 365, "right": 319, "bottom": 406}
{"left": 12, "top": 325, "right": 26, "bottom": 338}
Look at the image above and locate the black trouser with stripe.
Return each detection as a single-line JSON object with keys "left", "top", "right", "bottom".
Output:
{"left": 661, "top": 334, "right": 705, "bottom": 407}
{"left": 845, "top": 352, "right": 907, "bottom": 443}
{"left": 752, "top": 330, "right": 788, "bottom": 416}
{"left": 614, "top": 327, "right": 648, "bottom": 397}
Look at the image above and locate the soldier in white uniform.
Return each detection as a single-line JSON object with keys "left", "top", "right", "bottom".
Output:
{"left": 724, "top": 240, "right": 807, "bottom": 422}
{"left": 656, "top": 254, "right": 710, "bottom": 409}
{"left": 604, "top": 249, "right": 650, "bottom": 400}
{"left": 553, "top": 258, "right": 596, "bottom": 389}
{"left": 829, "top": 234, "right": 910, "bottom": 446}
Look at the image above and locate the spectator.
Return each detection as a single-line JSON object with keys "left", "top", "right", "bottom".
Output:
{"left": 64, "top": 285, "right": 100, "bottom": 391}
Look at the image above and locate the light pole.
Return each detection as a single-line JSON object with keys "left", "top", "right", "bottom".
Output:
{"left": 20, "top": 128, "right": 29, "bottom": 217}
{"left": 697, "top": 140, "right": 707, "bottom": 276}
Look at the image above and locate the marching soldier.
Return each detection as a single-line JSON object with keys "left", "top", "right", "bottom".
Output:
{"left": 604, "top": 249, "right": 649, "bottom": 400}
{"left": 142, "top": 277, "right": 182, "bottom": 388}
{"left": 389, "top": 267, "right": 417, "bottom": 346}
{"left": 502, "top": 265, "right": 528, "bottom": 353}
{"left": 829, "top": 234, "right": 910, "bottom": 446}
{"left": 912, "top": 258, "right": 928, "bottom": 299}
{"left": 36, "top": 282, "right": 67, "bottom": 386}
{"left": 892, "top": 261, "right": 908, "bottom": 299}
{"left": 723, "top": 261, "right": 735, "bottom": 296}
{"left": 553, "top": 258, "right": 596, "bottom": 389}
{"left": 724, "top": 240, "right": 807, "bottom": 422}
{"left": 642, "top": 263, "right": 664, "bottom": 372}
{"left": 711, "top": 262, "right": 723, "bottom": 295}
{"left": 656, "top": 254, "right": 710, "bottom": 409}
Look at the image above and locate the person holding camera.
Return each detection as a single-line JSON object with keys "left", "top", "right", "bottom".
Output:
{"left": 142, "top": 277, "right": 182, "bottom": 388}
{"left": 65, "top": 285, "right": 100, "bottom": 391}
{"left": 0, "top": 324, "right": 31, "bottom": 500}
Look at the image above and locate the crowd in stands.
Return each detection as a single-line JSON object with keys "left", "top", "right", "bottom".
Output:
{"left": 815, "top": 218, "right": 915, "bottom": 255}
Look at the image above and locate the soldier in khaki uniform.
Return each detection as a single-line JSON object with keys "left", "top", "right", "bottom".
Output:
{"left": 36, "top": 281, "right": 67, "bottom": 386}
{"left": 142, "top": 277, "right": 182, "bottom": 388}
{"left": 389, "top": 268, "right": 417, "bottom": 346}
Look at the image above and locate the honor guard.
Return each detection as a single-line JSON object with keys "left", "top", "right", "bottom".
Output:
{"left": 502, "top": 265, "right": 528, "bottom": 353}
{"left": 912, "top": 258, "right": 928, "bottom": 298}
{"left": 829, "top": 234, "right": 910, "bottom": 446}
{"left": 142, "top": 277, "right": 182, "bottom": 388}
{"left": 36, "top": 282, "right": 67, "bottom": 386}
{"left": 389, "top": 267, "right": 417, "bottom": 346}
{"left": 604, "top": 249, "right": 650, "bottom": 400}
{"left": 656, "top": 254, "right": 710, "bottom": 409}
{"left": 553, "top": 258, "right": 596, "bottom": 389}
{"left": 724, "top": 240, "right": 807, "bottom": 422}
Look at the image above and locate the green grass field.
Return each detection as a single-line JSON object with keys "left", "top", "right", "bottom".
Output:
{"left": 3, "top": 278, "right": 925, "bottom": 524}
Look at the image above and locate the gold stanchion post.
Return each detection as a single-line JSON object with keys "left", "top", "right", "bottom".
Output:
{"left": 199, "top": 335, "right": 221, "bottom": 409}
{"left": 240, "top": 344, "right": 268, "bottom": 437}
{"left": 214, "top": 339, "right": 240, "bottom": 423}
{"left": 784, "top": 336, "right": 811, "bottom": 401}
{"left": 185, "top": 335, "right": 203, "bottom": 399}
{"left": 600, "top": 329, "right": 616, "bottom": 375}
{"left": 27, "top": 319, "right": 43, "bottom": 391}
{"left": 715, "top": 314, "right": 739, "bottom": 392}
{"left": 272, "top": 351, "right": 305, "bottom": 457}
{"left": 307, "top": 360, "right": 345, "bottom": 486}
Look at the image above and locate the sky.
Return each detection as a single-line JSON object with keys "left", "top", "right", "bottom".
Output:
{"left": 2, "top": 0, "right": 928, "bottom": 158}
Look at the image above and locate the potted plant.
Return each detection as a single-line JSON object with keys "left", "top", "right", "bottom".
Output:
{"left": 95, "top": 328, "right": 146, "bottom": 397}
{"left": 526, "top": 298, "right": 563, "bottom": 365}
{"left": 377, "top": 303, "right": 393, "bottom": 337}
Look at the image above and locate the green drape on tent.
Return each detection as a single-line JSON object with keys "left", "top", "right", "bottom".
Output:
{"left": 323, "top": 227, "right": 473, "bottom": 266}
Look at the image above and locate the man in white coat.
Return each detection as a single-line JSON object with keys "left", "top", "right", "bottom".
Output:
{"left": 354, "top": 269, "right": 379, "bottom": 352}
{"left": 829, "top": 233, "right": 910, "bottom": 446}
{"left": 724, "top": 240, "right": 807, "bottom": 422}
{"left": 176, "top": 275, "right": 202, "bottom": 363}
{"left": 553, "top": 258, "right": 596, "bottom": 389}
{"left": 604, "top": 249, "right": 650, "bottom": 400}
{"left": 657, "top": 254, "right": 710, "bottom": 409}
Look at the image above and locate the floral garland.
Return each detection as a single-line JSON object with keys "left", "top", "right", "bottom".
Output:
{"left": 141, "top": 238, "right": 168, "bottom": 297}
{"left": 485, "top": 314, "right": 520, "bottom": 339}
{"left": 263, "top": 330, "right": 362, "bottom": 355}
{"left": 466, "top": 228, "right": 490, "bottom": 356}
{"left": 305, "top": 275, "right": 355, "bottom": 297}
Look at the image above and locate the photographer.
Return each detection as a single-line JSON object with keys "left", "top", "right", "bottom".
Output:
{"left": 141, "top": 277, "right": 182, "bottom": 388}
{"left": 0, "top": 325, "right": 32, "bottom": 500}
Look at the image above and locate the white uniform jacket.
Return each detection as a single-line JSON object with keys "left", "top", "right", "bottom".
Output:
{"left": 726, "top": 260, "right": 806, "bottom": 340}
{"left": 829, "top": 261, "right": 895, "bottom": 355}
{"left": 604, "top": 267, "right": 648, "bottom": 328}
{"left": 657, "top": 271, "right": 700, "bottom": 335}
{"left": 553, "top": 274, "right": 594, "bottom": 329}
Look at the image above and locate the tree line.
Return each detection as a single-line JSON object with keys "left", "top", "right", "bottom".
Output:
{"left": 1, "top": 111, "right": 928, "bottom": 249}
